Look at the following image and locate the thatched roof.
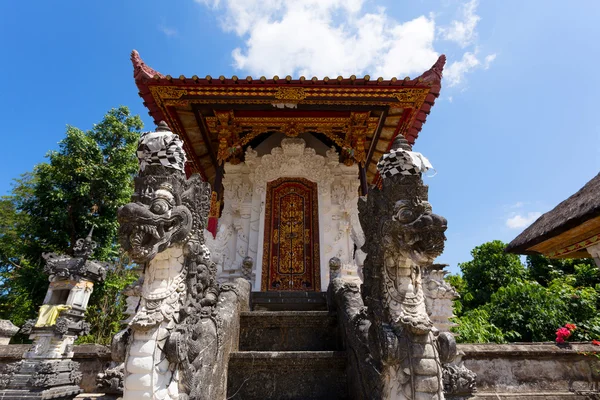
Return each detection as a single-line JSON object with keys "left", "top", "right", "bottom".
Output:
{"left": 506, "top": 173, "right": 600, "bottom": 255}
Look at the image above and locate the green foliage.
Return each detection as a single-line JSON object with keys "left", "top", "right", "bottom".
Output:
{"left": 0, "top": 106, "right": 143, "bottom": 343}
{"left": 452, "top": 308, "right": 514, "bottom": 343}
{"left": 445, "top": 273, "right": 465, "bottom": 315}
{"left": 18, "top": 107, "right": 143, "bottom": 260}
{"left": 77, "top": 256, "right": 137, "bottom": 345}
{"left": 487, "top": 279, "right": 594, "bottom": 342}
{"left": 526, "top": 254, "right": 598, "bottom": 286}
{"left": 451, "top": 241, "right": 600, "bottom": 344}
{"left": 459, "top": 240, "right": 526, "bottom": 309}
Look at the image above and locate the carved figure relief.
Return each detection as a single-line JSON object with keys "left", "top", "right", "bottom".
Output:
{"left": 207, "top": 138, "right": 366, "bottom": 290}
{"left": 115, "top": 121, "right": 222, "bottom": 400}
{"left": 330, "top": 134, "right": 460, "bottom": 400}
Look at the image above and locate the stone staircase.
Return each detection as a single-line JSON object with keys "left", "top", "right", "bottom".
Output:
{"left": 226, "top": 292, "right": 349, "bottom": 399}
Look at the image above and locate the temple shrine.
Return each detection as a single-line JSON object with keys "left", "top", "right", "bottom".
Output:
{"left": 131, "top": 50, "right": 445, "bottom": 292}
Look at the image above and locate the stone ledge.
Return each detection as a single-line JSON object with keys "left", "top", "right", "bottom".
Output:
{"left": 451, "top": 393, "right": 591, "bottom": 399}
{"left": 458, "top": 342, "right": 600, "bottom": 357}
{"left": 0, "top": 344, "right": 111, "bottom": 360}
{"left": 0, "top": 344, "right": 29, "bottom": 359}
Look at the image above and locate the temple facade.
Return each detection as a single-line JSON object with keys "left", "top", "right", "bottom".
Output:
{"left": 131, "top": 50, "right": 445, "bottom": 292}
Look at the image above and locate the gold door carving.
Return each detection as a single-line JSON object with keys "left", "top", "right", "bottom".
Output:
{"left": 262, "top": 178, "right": 320, "bottom": 291}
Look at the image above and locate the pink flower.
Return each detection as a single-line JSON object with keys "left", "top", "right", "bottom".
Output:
{"left": 565, "top": 324, "right": 577, "bottom": 331}
{"left": 556, "top": 327, "right": 572, "bottom": 343}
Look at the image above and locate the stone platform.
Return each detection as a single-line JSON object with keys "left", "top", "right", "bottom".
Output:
{"left": 250, "top": 291, "right": 328, "bottom": 311}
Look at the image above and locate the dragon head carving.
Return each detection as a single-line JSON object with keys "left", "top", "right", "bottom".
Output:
{"left": 359, "top": 135, "right": 447, "bottom": 335}
{"left": 360, "top": 136, "right": 447, "bottom": 267}
{"left": 118, "top": 122, "right": 211, "bottom": 264}
{"left": 387, "top": 186, "right": 447, "bottom": 266}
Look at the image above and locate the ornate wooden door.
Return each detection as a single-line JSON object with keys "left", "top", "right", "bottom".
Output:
{"left": 261, "top": 177, "right": 320, "bottom": 291}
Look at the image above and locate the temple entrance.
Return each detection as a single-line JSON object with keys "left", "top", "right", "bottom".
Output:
{"left": 261, "top": 177, "right": 320, "bottom": 291}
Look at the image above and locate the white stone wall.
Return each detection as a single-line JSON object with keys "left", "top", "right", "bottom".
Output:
{"left": 207, "top": 138, "right": 364, "bottom": 291}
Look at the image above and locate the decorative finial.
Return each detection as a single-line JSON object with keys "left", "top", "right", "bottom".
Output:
{"left": 377, "top": 135, "right": 433, "bottom": 178}
{"left": 86, "top": 226, "right": 94, "bottom": 242}
{"left": 392, "top": 134, "right": 412, "bottom": 151}
{"left": 156, "top": 121, "right": 171, "bottom": 132}
{"left": 131, "top": 50, "right": 164, "bottom": 80}
{"left": 419, "top": 55, "right": 446, "bottom": 83}
{"left": 136, "top": 122, "right": 187, "bottom": 172}
{"left": 72, "top": 228, "right": 97, "bottom": 259}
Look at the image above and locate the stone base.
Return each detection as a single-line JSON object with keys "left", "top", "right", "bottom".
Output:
{"left": 0, "top": 359, "right": 82, "bottom": 400}
{"left": 0, "top": 386, "right": 82, "bottom": 399}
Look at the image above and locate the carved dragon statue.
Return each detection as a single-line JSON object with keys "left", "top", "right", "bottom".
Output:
{"left": 113, "top": 121, "right": 249, "bottom": 400}
{"left": 330, "top": 134, "right": 457, "bottom": 400}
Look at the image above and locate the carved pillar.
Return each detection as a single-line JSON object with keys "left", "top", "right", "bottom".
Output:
{"left": 587, "top": 243, "right": 600, "bottom": 268}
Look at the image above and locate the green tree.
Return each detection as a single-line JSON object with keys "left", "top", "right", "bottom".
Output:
{"left": 485, "top": 278, "right": 598, "bottom": 342}
{"left": 452, "top": 308, "right": 514, "bottom": 343}
{"left": 445, "top": 273, "right": 465, "bottom": 316}
{"left": 526, "top": 254, "right": 598, "bottom": 287}
{"left": 451, "top": 240, "right": 600, "bottom": 343}
{"left": 459, "top": 240, "right": 526, "bottom": 309}
{"left": 0, "top": 106, "right": 143, "bottom": 342}
{"left": 78, "top": 257, "right": 137, "bottom": 345}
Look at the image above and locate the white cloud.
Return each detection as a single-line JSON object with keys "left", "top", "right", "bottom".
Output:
{"left": 506, "top": 212, "right": 542, "bottom": 229}
{"left": 196, "top": 0, "right": 495, "bottom": 87}
{"left": 159, "top": 25, "right": 177, "bottom": 37}
{"left": 439, "top": 0, "right": 480, "bottom": 48}
{"left": 483, "top": 53, "right": 496, "bottom": 69}
{"left": 445, "top": 49, "right": 496, "bottom": 87}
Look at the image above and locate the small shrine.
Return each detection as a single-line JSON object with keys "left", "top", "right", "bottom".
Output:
{"left": 0, "top": 231, "right": 106, "bottom": 399}
{"left": 130, "top": 50, "right": 445, "bottom": 292}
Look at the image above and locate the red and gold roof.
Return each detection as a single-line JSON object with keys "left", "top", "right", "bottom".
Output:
{"left": 131, "top": 50, "right": 445, "bottom": 187}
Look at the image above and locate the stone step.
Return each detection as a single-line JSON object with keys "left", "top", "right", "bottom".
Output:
{"left": 226, "top": 351, "right": 348, "bottom": 400}
{"left": 239, "top": 311, "right": 342, "bottom": 351}
{"left": 250, "top": 291, "right": 327, "bottom": 311}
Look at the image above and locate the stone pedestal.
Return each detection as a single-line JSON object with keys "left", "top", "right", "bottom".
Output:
{"left": 0, "top": 232, "right": 106, "bottom": 399}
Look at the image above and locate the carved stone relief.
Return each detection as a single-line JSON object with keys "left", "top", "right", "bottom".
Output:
{"left": 207, "top": 138, "right": 366, "bottom": 291}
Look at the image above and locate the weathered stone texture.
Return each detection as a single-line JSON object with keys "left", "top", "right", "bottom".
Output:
{"left": 227, "top": 351, "right": 348, "bottom": 399}
{"left": 457, "top": 343, "right": 600, "bottom": 396}
{"left": 239, "top": 311, "right": 342, "bottom": 351}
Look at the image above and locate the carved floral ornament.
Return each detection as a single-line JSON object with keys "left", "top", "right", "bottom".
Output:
{"left": 245, "top": 138, "right": 340, "bottom": 193}
{"left": 150, "top": 84, "right": 429, "bottom": 103}
{"left": 209, "top": 112, "right": 377, "bottom": 166}
{"left": 151, "top": 85, "right": 431, "bottom": 122}
{"left": 147, "top": 84, "right": 431, "bottom": 172}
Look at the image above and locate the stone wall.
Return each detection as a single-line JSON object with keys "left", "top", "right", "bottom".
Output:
{"left": 458, "top": 342, "right": 600, "bottom": 398}
{"left": 0, "top": 342, "right": 599, "bottom": 397}
{"left": 0, "top": 344, "right": 111, "bottom": 393}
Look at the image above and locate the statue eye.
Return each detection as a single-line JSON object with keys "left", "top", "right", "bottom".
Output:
{"left": 151, "top": 199, "right": 171, "bottom": 215}
{"left": 398, "top": 208, "right": 414, "bottom": 222}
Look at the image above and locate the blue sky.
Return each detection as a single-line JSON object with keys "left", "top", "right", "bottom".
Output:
{"left": 1, "top": 0, "right": 599, "bottom": 274}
